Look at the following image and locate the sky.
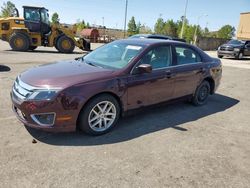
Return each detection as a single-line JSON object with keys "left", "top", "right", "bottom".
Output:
{"left": 2, "top": 0, "right": 250, "bottom": 31}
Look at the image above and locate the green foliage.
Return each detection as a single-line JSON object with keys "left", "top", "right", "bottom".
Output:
{"left": 153, "top": 17, "right": 206, "bottom": 43}
{"left": 0, "top": 1, "right": 16, "bottom": 17}
{"left": 51, "top": 12, "right": 60, "bottom": 24}
{"left": 86, "top": 22, "right": 90, "bottom": 28}
{"left": 154, "top": 18, "right": 165, "bottom": 35}
{"left": 217, "top": 25, "right": 235, "bottom": 39}
{"left": 163, "top": 19, "right": 178, "bottom": 37}
{"left": 76, "top": 19, "right": 87, "bottom": 32}
{"left": 139, "top": 24, "right": 152, "bottom": 34}
{"left": 127, "top": 16, "right": 138, "bottom": 36}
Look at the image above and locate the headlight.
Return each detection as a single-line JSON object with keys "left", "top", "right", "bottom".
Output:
{"left": 234, "top": 48, "right": 240, "bottom": 52}
{"left": 28, "top": 90, "right": 59, "bottom": 100}
{"left": 218, "top": 46, "right": 221, "bottom": 50}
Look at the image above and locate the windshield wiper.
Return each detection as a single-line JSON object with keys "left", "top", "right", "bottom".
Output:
{"left": 85, "top": 61, "right": 103, "bottom": 68}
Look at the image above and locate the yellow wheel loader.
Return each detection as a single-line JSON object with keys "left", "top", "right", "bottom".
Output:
{"left": 0, "top": 6, "right": 91, "bottom": 53}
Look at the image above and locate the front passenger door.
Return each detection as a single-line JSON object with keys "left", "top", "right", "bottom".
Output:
{"left": 127, "top": 45, "right": 175, "bottom": 110}
{"left": 244, "top": 41, "right": 250, "bottom": 56}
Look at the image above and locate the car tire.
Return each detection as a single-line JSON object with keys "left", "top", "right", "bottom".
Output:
{"left": 9, "top": 32, "right": 30, "bottom": 51}
{"left": 78, "top": 94, "right": 120, "bottom": 135}
{"left": 56, "top": 35, "right": 75, "bottom": 53}
{"left": 192, "top": 81, "right": 211, "bottom": 106}
{"left": 218, "top": 55, "right": 223, "bottom": 58}
{"left": 236, "top": 52, "right": 243, "bottom": 60}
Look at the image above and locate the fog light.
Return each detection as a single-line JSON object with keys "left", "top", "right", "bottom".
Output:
{"left": 31, "top": 113, "right": 56, "bottom": 126}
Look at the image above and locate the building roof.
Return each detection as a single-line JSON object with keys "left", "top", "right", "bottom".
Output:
{"left": 81, "top": 28, "right": 99, "bottom": 37}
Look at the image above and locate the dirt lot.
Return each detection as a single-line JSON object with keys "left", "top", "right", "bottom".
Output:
{"left": 0, "top": 41, "right": 250, "bottom": 188}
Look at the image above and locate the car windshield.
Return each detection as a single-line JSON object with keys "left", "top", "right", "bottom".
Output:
{"left": 83, "top": 42, "right": 144, "bottom": 70}
{"left": 227, "top": 40, "right": 244, "bottom": 45}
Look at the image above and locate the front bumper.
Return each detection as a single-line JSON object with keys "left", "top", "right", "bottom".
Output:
{"left": 11, "top": 92, "right": 78, "bottom": 132}
{"left": 217, "top": 50, "right": 239, "bottom": 57}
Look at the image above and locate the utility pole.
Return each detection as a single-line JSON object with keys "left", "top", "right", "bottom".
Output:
{"left": 102, "top": 17, "right": 106, "bottom": 42}
{"left": 124, "top": 0, "right": 128, "bottom": 38}
{"left": 194, "top": 14, "right": 208, "bottom": 45}
{"left": 180, "top": 0, "right": 188, "bottom": 39}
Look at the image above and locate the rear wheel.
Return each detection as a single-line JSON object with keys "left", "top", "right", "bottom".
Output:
{"left": 192, "top": 81, "right": 211, "bottom": 106}
{"left": 217, "top": 55, "right": 223, "bottom": 58}
{"left": 78, "top": 94, "right": 120, "bottom": 135}
{"left": 56, "top": 35, "right": 75, "bottom": 53}
{"left": 9, "top": 32, "right": 30, "bottom": 51}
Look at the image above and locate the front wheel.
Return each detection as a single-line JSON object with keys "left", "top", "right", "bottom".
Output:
{"left": 217, "top": 55, "right": 223, "bottom": 58}
{"left": 192, "top": 81, "right": 211, "bottom": 106}
{"left": 78, "top": 94, "right": 120, "bottom": 135}
{"left": 236, "top": 52, "right": 243, "bottom": 60}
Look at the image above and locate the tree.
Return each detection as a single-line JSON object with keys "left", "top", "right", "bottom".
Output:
{"left": 76, "top": 19, "right": 86, "bottom": 33}
{"left": 127, "top": 16, "right": 138, "bottom": 36}
{"left": 154, "top": 17, "right": 165, "bottom": 34}
{"left": 0, "top": 1, "right": 16, "bottom": 17}
{"left": 51, "top": 12, "right": 60, "bottom": 24}
{"left": 86, "top": 22, "right": 90, "bottom": 28}
{"left": 139, "top": 24, "right": 152, "bottom": 34}
{"left": 163, "top": 19, "right": 178, "bottom": 37}
{"left": 217, "top": 25, "right": 235, "bottom": 39}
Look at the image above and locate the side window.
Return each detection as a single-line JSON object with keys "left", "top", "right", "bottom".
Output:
{"left": 140, "top": 46, "right": 172, "bottom": 70}
{"left": 175, "top": 47, "right": 201, "bottom": 65}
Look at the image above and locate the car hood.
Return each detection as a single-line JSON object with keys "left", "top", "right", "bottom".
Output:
{"left": 19, "top": 60, "right": 115, "bottom": 88}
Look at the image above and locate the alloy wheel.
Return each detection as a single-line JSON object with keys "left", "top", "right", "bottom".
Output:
{"left": 88, "top": 101, "right": 117, "bottom": 132}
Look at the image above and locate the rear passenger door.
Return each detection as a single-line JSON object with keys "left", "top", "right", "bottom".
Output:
{"left": 171, "top": 45, "right": 204, "bottom": 98}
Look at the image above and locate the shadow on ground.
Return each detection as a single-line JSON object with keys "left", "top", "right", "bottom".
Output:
{"left": 27, "top": 94, "right": 239, "bottom": 146}
{"left": 224, "top": 57, "right": 250, "bottom": 61}
{"left": 5, "top": 49, "right": 85, "bottom": 54}
{"left": 0, "top": 65, "right": 11, "bottom": 72}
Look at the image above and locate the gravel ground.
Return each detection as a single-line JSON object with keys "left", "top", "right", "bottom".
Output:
{"left": 0, "top": 41, "right": 250, "bottom": 188}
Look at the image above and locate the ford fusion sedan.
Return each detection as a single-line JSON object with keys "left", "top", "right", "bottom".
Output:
{"left": 217, "top": 39, "right": 250, "bottom": 59}
{"left": 11, "top": 39, "right": 222, "bottom": 135}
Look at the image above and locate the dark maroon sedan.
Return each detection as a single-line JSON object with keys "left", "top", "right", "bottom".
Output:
{"left": 11, "top": 39, "right": 222, "bottom": 135}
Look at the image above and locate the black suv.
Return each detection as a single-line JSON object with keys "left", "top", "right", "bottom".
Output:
{"left": 129, "top": 34, "right": 186, "bottom": 43}
{"left": 217, "top": 40, "right": 250, "bottom": 59}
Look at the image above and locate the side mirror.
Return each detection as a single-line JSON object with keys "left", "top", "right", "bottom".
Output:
{"left": 137, "top": 64, "right": 152, "bottom": 73}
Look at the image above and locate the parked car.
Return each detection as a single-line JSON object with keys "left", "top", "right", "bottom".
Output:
{"left": 217, "top": 39, "right": 250, "bottom": 59}
{"left": 11, "top": 39, "right": 222, "bottom": 135}
{"left": 129, "top": 34, "right": 186, "bottom": 42}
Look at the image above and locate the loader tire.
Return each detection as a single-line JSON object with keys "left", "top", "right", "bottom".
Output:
{"left": 9, "top": 32, "right": 30, "bottom": 51}
{"left": 56, "top": 35, "right": 75, "bottom": 53}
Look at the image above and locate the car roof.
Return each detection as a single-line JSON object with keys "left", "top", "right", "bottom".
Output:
{"left": 130, "top": 34, "right": 172, "bottom": 39}
{"left": 116, "top": 38, "right": 185, "bottom": 46}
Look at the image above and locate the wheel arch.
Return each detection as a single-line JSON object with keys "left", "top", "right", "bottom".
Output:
{"left": 76, "top": 91, "right": 124, "bottom": 128}
{"left": 204, "top": 77, "right": 215, "bottom": 94}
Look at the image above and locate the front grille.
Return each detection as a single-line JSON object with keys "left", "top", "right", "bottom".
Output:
{"left": 220, "top": 46, "right": 234, "bottom": 51}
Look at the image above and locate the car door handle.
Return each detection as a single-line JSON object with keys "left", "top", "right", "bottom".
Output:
{"left": 165, "top": 70, "right": 175, "bottom": 78}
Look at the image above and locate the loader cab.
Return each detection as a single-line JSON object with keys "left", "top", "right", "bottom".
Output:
{"left": 23, "top": 6, "right": 51, "bottom": 35}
